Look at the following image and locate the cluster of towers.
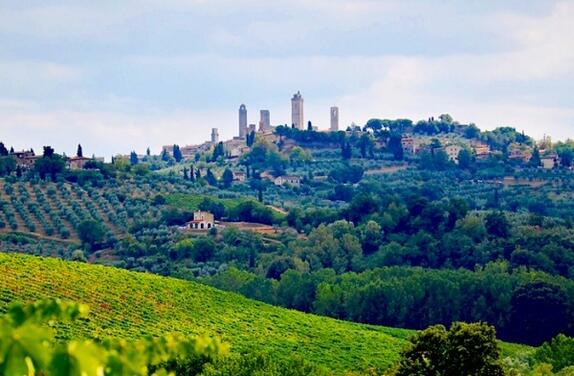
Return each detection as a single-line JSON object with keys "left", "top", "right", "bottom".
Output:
{"left": 238, "top": 92, "right": 339, "bottom": 138}
{"left": 238, "top": 105, "right": 272, "bottom": 138}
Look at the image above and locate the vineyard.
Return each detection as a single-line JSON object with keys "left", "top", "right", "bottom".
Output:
{"left": 0, "top": 253, "right": 532, "bottom": 374}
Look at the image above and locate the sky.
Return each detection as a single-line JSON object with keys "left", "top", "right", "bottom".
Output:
{"left": 0, "top": 0, "right": 573, "bottom": 158}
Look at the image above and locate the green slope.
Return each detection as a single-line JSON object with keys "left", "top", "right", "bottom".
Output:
{"left": 0, "top": 253, "right": 532, "bottom": 374}
{"left": 0, "top": 253, "right": 408, "bottom": 373}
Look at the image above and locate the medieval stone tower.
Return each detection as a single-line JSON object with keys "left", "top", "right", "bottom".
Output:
{"left": 211, "top": 128, "right": 219, "bottom": 144}
{"left": 259, "top": 110, "right": 271, "bottom": 132}
{"left": 291, "top": 91, "right": 304, "bottom": 130}
{"left": 238, "top": 104, "right": 247, "bottom": 138}
{"left": 330, "top": 106, "right": 339, "bottom": 132}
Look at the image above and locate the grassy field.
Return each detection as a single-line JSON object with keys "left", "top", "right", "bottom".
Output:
{"left": 0, "top": 253, "right": 532, "bottom": 374}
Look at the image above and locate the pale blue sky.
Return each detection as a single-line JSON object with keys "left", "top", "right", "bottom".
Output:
{"left": 1, "top": 0, "right": 573, "bottom": 158}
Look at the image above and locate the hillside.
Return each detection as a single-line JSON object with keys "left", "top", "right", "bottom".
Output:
{"left": 0, "top": 253, "right": 533, "bottom": 373}
{"left": 0, "top": 253, "right": 412, "bottom": 373}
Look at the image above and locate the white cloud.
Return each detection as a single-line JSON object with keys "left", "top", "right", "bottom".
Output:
{"left": 0, "top": 0, "right": 572, "bottom": 156}
{"left": 0, "top": 61, "right": 83, "bottom": 87}
{"left": 0, "top": 101, "right": 232, "bottom": 158}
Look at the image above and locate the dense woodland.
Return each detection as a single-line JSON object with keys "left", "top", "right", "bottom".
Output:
{"left": 2, "top": 116, "right": 574, "bottom": 374}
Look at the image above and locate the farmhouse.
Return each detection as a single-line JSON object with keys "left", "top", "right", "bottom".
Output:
{"left": 274, "top": 175, "right": 301, "bottom": 187}
{"left": 508, "top": 144, "right": 532, "bottom": 162}
{"left": 12, "top": 150, "right": 38, "bottom": 169}
{"left": 541, "top": 154, "right": 559, "bottom": 169}
{"left": 188, "top": 211, "right": 215, "bottom": 230}
{"left": 233, "top": 171, "right": 247, "bottom": 182}
{"left": 68, "top": 156, "right": 105, "bottom": 170}
{"left": 444, "top": 145, "right": 463, "bottom": 163}
{"left": 470, "top": 140, "right": 491, "bottom": 159}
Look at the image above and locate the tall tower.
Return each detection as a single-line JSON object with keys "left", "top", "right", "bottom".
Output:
{"left": 239, "top": 104, "right": 247, "bottom": 138}
{"left": 291, "top": 91, "right": 304, "bottom": 130}
{"left": 330, "top": 106, "right": 339, "bottom": 132}
{"left": 211, "top": 128, "right": 219, "bottom": 144}
{"left": 259, "top": 110, "right": 270, "bottom": 132}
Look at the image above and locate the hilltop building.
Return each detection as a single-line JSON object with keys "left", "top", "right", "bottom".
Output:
{"left": 291, "top": 91, "right": 304, "bottom": 130}
{"left": 259, "top": 110, "right": 271, "bottom": 132}
{"left": 211, "top": 128, "right": 219, "bottom": 145}
{"left": 12, "top": 150, "right": 38, "bottom": 169}
{"left": 330, "top": 106, "right": 339, "bottom": 132}
{"left": 239, "top": 104, "right": 248, "bottom": 138}
{"left": 470, "top": 140, "right": 491, "bottom": 159}
{"left": 444, "top": 145, "right": 464, "bottom": 164}
{"left": 223, "top": 138, "right": 250, "bottom": 159}
{"left": 68, "top": 156, "right": 104, "bottom": 170}
{"left": 508, "top": 143, "right": 532, "bottom": 163}
{"left": 233, "top": 171, "right": 247, "bottom": 182}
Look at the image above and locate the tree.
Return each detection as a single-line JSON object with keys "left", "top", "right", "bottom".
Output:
{"left": 388, "top": 134, "right": 404, "bottom": 161}
{"left": 76, "top": 144, "right": 83, "bottom": 157}
{"left": 464, "top": 123, "right": 481, "bottom": 139}
{"left": 34, "top": 147, "right": 65, "bottom": 180}
{"left": 508, "top": 280, "right": 572, "bottom": 345}
{"left": 43, "top": 146, "right": 55, "bottom": 158}
{"left": 183, "top": 167, "right": 189, "bottom": 180}
{"left": 222, "top": 168, "right": 234, "bottom": 188}
{"left": 485, "top": 211, "right": 510, "bottom": 238}
{"left": 307, "top": 121, "right": 313, "bottom": 131}
{"left": 358, "top": 134, "right": 373, "bottom": 158}
{"left": 173, "top": 144, "right": 183, "bottom": 162}
{"left": 198, "top": 197, "right": 226, "bottom": 219}
{"left": 130, "top": 151, "right": 139, "bottom": 165}
{"left": 458, "top": 148, "right": 474, "bottom": 169}
{"left": 535, "top": 334, "right": 574, "bottom": 372}
{"left": 246, "top": 131, "right": 256, "bottom": 147}
{"left": 0, "top": 142, "right": 8, "bottom": 156}
{"left": 419, "top": 149, "right": 451, "bottom": 171}
{"left": 328, "top": 165, "right": 364, "bottom": 184}
{"left": 191, "top": 236, "right": 217, "bottom": 262}
{"left": 190, "top": 165, "right": 196, "bottom": 182}
{"left": 396, "top": 322, "right": 504, "bottom": 376}
{"left": 266, "top": 257, "right": 297, "bottom": 279}
{"left": 206, "top": 168, "right": 218, "bottom": 186}
{"left": 438, "top": 113, "right": 453, "bottom": 124}
{"left": 558, "top": 147, "right": 574, "bottom": 168}
{"left": 146, "top": 147, "right": 151, "bottom": 156}
{"left": 530, "top": 147, "right": 541, "bottom": 167}
{"left": 77, "top": 219, "right": 106, "bottom": 250}
{"left": 341, "top": 142, "right": 352, "bottom": 160}
{"left": 161, "top": 149, "right": 170, "bottom": 161}
{"left": 0, "top": 156, "right": 16, "bottom": 176}
{"left": 212, "top": 142, "right": 225, "bottom": 161}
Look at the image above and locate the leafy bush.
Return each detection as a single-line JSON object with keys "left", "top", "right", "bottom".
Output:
{"left": 0, "top": 299, "right": 227, "bottom": 376}
{"left": 535, "top": 335, "right": 574, "bottom": 372}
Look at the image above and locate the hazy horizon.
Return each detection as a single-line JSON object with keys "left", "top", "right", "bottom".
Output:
{"left": 1, "top": 0, "right": 573, "bottom": 158}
